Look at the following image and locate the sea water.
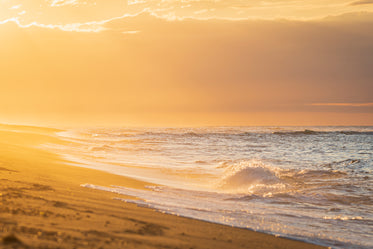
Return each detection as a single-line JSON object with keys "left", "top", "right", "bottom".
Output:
{"left": 47, "top": 127, "right": 373, "bottom": 248}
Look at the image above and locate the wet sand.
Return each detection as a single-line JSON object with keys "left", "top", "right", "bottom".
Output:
{"left": 0, "top": 124, "right": 326, "bottom": 249}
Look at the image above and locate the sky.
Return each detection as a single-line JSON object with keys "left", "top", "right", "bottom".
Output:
{"left": 0, "top": 0, "right": 373, "bottom": 126}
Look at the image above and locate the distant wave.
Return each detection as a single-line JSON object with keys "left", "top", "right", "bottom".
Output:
{"left": 272, "top": 129, "right": 319, "bottom": 135}
{"left": 273, "top": 129, "right": 373, "bottom": 136}
{"left": 88, "top": 129, "right": 373, "bottom": 140}
{"left": 338, "top": 131, "right": 373, "bottom": 135}
{"left": 57, "top": 128, "right": 373, "bottom": 146}
{"left": 137, "top": 130, "right": 373, "bottom": 138}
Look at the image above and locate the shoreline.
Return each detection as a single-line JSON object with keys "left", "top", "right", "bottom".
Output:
{"left": 0, "top": 124, "right": 326, "bottom": 248}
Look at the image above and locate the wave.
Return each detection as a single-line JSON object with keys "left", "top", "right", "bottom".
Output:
{"left": 84, "top": 130, "right": 373, "bottom": 141}
{"left": 217, "top": 160, "right": 290, "bottom": 195}
{"left": 291, "top": 169, "right": 347, "bottom": 179}
{"left": 321, "top": 193, "right": 373, "bottom": 205}
{"left": 323, "top": 159, "right": 362, "bottom": 168}
{"left": 339, "top": 131, "right": 373, "bottom": 135}
{"left": 322, "top": 159, "right": 371, "bottom": 176}
{"left": 273, "top": 129, "right": 319, "bottom": 135}
{"left": 216, "top": 160, "right": 351, "bottom": 195}
{"left": 273, "top": 129, "right": 373, "bottom": 136}
{"left": 58, "top": 128, "right": 373, "bottom": 148}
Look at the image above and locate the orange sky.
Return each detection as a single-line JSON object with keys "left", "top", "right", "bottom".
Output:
{"left": 0, "top": 1, "right": 372, "bottom": 126}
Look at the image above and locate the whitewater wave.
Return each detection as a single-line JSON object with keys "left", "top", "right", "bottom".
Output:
{"left": 218, "top": 160, "right": 284, "bottom": 194}
{"left": 216, "top": 159, "right": 351, "bottom": 195}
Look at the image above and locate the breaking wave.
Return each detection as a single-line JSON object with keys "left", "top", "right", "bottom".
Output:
{"left": 273, "top": 129, "right": 373, "bottom": 136}
{"left": 216, "top": 159, "right": 351, "bottom": 195}
{"left": 218, "top": 160, "right": 284, "bottom": 194}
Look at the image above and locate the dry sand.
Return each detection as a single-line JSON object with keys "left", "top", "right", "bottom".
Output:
{"left": 0, "top": 124, "right": 326, "bottom": 249}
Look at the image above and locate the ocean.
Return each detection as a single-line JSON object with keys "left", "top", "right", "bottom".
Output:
{"left": 46, "top": 126, "right": 373, "bottom": 248}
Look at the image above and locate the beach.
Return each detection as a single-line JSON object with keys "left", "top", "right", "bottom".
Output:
{"left": 0, "top": 124, "right": 326, "bottom": 249}
{"left": 1, "top": 0, "right": 372, "bottom": 247}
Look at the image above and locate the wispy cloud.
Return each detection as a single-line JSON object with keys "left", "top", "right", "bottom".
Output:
{"left": 50, "top": 0, "right": 79, "bottom": 7}
{"left": 0, "top": 10, "right": 146, "bottom": 33}
{"left": 0, "top": 17, "right": 106, "bottom": 32}
{"left": 310, "top": 103, "right": 373, "bottom": 107}
{"left": 128, "top": 0, "right": 147, "bottom": 5}
{"left": 2, "top": 0, "right": 373, "bottom": 32}
{"left": 350, "top": 0, "right": 373, "bottom": 5}
{"left": 9, "top": 4, "right": 22, "bottom": 10}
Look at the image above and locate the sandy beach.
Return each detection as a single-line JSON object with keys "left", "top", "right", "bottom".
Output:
{"left": 0, "top": 124, "right": 326, "bottom": 249}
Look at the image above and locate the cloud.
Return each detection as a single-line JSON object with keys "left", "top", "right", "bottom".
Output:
{"left": 49, "top": 0, "right": 79, "bottom": 7}
{"left": 0, "top": 9, "right": 147, "bottom": 32}
{"left": 9, "top": 4, "right": 22, "bottom": 9}
{"left": 2, "top": 0, "right": 373, "bottom": 30}
{"left": 0, "top": 12, "right": 372, "bottom": 116}
{"left": 0, "top": 17, "right": 106, "bottom": 32}
{"left": 350, "top": 0, "right": 373, "bottom": 6}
